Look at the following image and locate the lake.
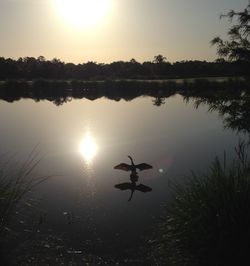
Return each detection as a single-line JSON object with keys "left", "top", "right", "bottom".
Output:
{"left": 0, "top": 81, "right": 248, "bottom": 264}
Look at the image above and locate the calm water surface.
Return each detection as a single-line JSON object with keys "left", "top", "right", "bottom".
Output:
{"left": 0, "top": 93, "right": 245, "bottom": 257}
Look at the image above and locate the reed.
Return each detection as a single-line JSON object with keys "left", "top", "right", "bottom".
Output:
{"left": 0, "top": 150, "right": 50, "bottom": 235}
{"left": 153, "top": 140, "right": 250, "bottom": 266}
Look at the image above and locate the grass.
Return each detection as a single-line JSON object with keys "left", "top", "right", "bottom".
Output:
{"left": 152, "top": 141, "right": 250, "bottom": 266}
{"left": 0, "top": 149, "right": 50, "bottom": 236}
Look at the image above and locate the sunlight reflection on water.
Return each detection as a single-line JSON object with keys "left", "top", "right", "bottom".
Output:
{"left": 79, "top": 132, "right": 98, "bottom": 165}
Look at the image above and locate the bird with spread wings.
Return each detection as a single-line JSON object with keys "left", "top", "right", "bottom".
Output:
{"left": 114, "top": 155, "right": 153, "bottom": 172}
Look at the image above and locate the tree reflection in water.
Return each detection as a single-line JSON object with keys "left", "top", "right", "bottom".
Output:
{"left": 182, "top": 81, "right": 250, "bottom": 134}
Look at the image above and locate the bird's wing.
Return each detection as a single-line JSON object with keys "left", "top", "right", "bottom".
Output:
{"left": 114, "top": 183, "right": 133, "bottom": 190}
{"left": 114, "top": 163, "right": 131, "bottom": 171}
{"left": 136, "top": 163, "right": 153, "bottom": 171}
{"left": 136, "top": 184, "right": 152, "bottom": 192}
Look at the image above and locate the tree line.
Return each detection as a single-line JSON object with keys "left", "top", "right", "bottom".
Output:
{"left": 1, "top": 2, "right": 249, "bottom": 81}
{"left": 0, "top": 55, "right": 249, "bottom": 80}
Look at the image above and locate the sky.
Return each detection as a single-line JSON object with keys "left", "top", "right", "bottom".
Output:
{"left": 0, "top": 0, "right": 249, "bottom": 63}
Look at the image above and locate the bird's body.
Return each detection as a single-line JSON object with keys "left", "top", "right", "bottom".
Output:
{"left": 114, "top": 156, "right": 153, "bottom": 173}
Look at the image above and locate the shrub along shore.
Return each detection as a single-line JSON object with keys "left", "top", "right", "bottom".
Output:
{"left": 152, "top": 141, "right": 250, "bottom": 266}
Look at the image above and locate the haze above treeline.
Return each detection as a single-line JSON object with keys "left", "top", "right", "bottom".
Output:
{"left": 0, "top": 55, "right": 249, "bottom": 80}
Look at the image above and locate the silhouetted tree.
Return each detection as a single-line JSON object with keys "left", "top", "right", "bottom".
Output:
{"left": 153, "top": 54, "right": 167, "bottom": 64}
{"left": 0, "top": 56, "right": 249, "bottom": 80}
{"left": 37, "top": 56, "right": 46, "bottom": 62}
{"left": 211, "top": 2, "right": 250, "bottom": 62}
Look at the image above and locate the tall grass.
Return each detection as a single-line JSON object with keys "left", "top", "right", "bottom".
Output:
{"left": 152, "top": 141, "right": 250, "bottom": 266}
{"left": 0, "top": 150, "right": 50, "bottom": 236}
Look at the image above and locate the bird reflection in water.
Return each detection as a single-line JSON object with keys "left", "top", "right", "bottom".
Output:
{"left": 114, "top": 156, "right": 153, "bottom": 201}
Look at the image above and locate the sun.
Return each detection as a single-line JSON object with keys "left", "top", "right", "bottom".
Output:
{"left": 54, "top": 0, "right": 112, "bottom": 28}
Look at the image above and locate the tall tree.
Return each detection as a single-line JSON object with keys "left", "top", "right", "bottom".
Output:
{"left": 211, "top": 2, "right": 250, "bottom": 62}
{"left": 153, "top": 54, "right": 167, "bottom": 64}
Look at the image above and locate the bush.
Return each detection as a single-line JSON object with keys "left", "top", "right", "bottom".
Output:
{"left": 153, "top": 141, "right": 250, "bottom": 266}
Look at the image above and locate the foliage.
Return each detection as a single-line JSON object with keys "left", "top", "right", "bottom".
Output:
{"left": 182, "top": 78, "right": 250, "bottom": 133}
{"left": 0, "top": 150, "right": 50, "bottom": 235}
{"left": 0, "top": 56, "right": 249, "bottom": 80}
{"left": 211, "top": 2, "right": 250, "bottom": 62}
{"left": 153, "top": 141, "right": 250, "bottom": 266}
{"left": 153, "top": 54, "right": 167, "bottom": 64}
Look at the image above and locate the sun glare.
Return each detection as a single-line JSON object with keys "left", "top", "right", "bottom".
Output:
{"left": 80, "top": 134, "right": 98, "bottom": 163}
{"left": 55, "top": 0, "right": 112, "bottom": 28}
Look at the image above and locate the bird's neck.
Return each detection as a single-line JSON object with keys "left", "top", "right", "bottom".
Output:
{"left": 128, "top": 156, "right": 134, "bottom": 165}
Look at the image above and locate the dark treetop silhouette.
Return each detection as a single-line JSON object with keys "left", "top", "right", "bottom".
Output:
{"left": 211, "top": 2, "right": 250, "bottom": 62}
{"left": 0, "top": 56, "right": 249, "bottom": 80}
{"left": 114, "top": 156, "right": 153, "bottom": 201}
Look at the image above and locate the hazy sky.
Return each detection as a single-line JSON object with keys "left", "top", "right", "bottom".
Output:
{"left": 0, "top": 0, "right": 248, "bottom": 63}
